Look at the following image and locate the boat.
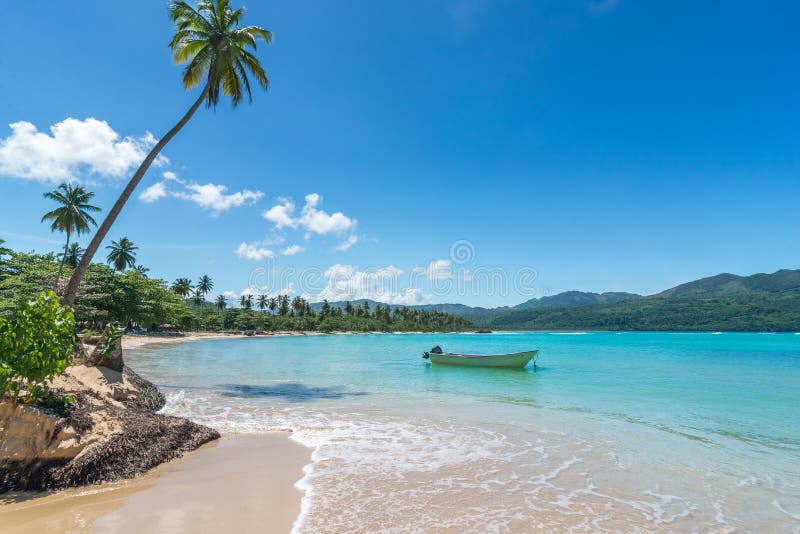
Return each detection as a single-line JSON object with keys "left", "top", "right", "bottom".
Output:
{"left": 422, "top": 348, "right": 538, "bottom": 368}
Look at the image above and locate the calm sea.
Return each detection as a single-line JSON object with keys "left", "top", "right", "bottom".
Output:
{"left": 128, "top": 332, "right": 800, "bottom": 533}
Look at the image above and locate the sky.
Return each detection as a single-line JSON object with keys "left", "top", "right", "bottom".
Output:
{"left": 1, "top": 0, "right": 799, "bottom": 307}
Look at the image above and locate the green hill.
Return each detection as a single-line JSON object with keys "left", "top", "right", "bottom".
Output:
{"left": 480, "top": 270, "right": 800, "bottom": 331}
{"left": 314, "top": 270, "right": 800, "bottom": 331}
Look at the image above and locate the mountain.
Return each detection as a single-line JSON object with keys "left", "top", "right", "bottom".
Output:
{"left": 310, "top": 270, "right": 800, "bottom": 331}
{"left": 514, "top": 291, "right": 641, "bottom": 309}
{"left": 480, "top": 269, "right": 800, "bottom": 331}
{"left": 652, "top": 270, "right": 800, "bottom": 299}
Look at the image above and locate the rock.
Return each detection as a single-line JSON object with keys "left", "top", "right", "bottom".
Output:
{"left": 87, "top": 338, "right": 124, "bottom": 372}
{"left": 0, "top": 364, "right": 218, "bottom": 493}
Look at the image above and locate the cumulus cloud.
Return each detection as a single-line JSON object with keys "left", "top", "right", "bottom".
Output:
{"left": 263, "top": 197, "right": 297, "bottom": 229}
{"left": 299, "top": 193, "right": 355, "bottom": 235}
{"left": 139, "top": 181, "right": 168, "bottom": 203}
{"left": 175, "top": 183, "right": 262, "bottom": 213}
{"left": 139, "top": 171, "right": 262, "bottom": 215}
{"left": 335, "top": 235, "right": 359, "bottom": 251}
{"left": 281, "top": 244, "right": 304, "bottom": 256}
{"left": 315, "top": 264, "right": 429, "bottom": 305}
{"left": 262, "top": 193, "right": 356, "bottom": 236}
{"left": 0, "top": 118, "right": 164, "bottom": 182}
{"left": 235, "top": 241, "right": 274, "bottom": 261}
{"left": 412, "top": 259, "right": 453, "bottom": 281}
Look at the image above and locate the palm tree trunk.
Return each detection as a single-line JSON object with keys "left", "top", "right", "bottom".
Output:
{"left": 61, "top": 83, "right": 210, "bottom": 306}
{"left": 55, "top": 231, "right": 70, "bottom": 291}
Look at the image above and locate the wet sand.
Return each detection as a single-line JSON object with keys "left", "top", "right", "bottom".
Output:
{"left": 0, "top": 433, "right": 309, "bottom": 534}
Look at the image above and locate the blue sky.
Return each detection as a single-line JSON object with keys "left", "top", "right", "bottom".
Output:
{"left": 1, "top": 0, "right": 799, "bottom": 307}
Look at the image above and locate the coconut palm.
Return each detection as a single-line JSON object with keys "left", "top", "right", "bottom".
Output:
{"left": 268, "top": 297, "right": 277, "bottom": 315}
{"left": 62, "top": 243, "right": 85, "bottom": 269}
{"left": 41, "top": 183, "right": 100, "bottom": 289}
{"left": 61, "top": 0, "right": 272, "bottom": 305}
{"left": 239, "top": 294, "right": 253, "bottom": 309}
{"left": 215, "top": 294, "right": 227, "bottom": 311}
{"left": 192, "top": 289, "right": 205, "bottom": 306}
{"left": 257, "top": 294, "right": 268, "bottom": 312}
{"left": 106, "top": 237, "right": 138, "bottom": 271}
{"left": 196, "top": 274, "right": 214, "bottom": 296}
{"left": 171, "top": 277, "right": 194, "bottom": 297}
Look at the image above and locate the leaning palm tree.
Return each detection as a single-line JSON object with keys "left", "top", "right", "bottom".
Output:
{"left": 41, "top": 183, "right": 100, "bottom": 289}
{"left": 171, "top": 277, "right": 194, "bottom": 297}
{"left": 62, "top": 242, "right": 85, "bottom": 269}
{"left": 61, "top": 0, "right": 272, "bottom": 305}
{"left": 196, "top": 274, "right": 214, "bottom": 296}
{"left": 106, "top": 237, "right": 138, "bottom": 271}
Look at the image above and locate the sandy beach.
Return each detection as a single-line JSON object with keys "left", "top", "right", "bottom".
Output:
{"left": 0, "top": 433, "right": 309, "bottom": 533}
{"left": 121, "top": 331, "right": 323, "bottom": 351}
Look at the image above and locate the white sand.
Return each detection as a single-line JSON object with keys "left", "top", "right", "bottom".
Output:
{"left": 0, "top": 433, "right": 310, "bottom": 534}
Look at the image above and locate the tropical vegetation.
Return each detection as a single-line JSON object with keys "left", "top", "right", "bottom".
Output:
{"left": 0, "top": 291, "right": 75, "bottom": 405}
{"left": 40, "top": 183, "right": 100, "bottom": 288}
{"left": 0, "top": 242, "right": 472, "bottom": 333}
{"left": 106, "top": 237, "right": 139, "bottom": 271}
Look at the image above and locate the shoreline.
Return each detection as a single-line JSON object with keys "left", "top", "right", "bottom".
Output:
{"left": 0, "top": 433, "right": 310, "bottom": 533}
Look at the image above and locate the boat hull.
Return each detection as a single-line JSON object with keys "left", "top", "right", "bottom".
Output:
{"left": 428, "top": 350, "right": 538, "bottom": 368}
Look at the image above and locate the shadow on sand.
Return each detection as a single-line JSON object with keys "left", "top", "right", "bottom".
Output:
{"left": 218, "top": 383, "right": 367, "bottom": 403}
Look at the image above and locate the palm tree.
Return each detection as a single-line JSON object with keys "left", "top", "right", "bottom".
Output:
{"left": 257, "top": 294, "right": 268, "bottom": 312}
{"left": 61, "top": 0, "right": 272, "bottom": 305}
{"left": 134, "top": 265, "right": 150, "bottom": 276}
{"left": 215, "top": 294, "right": 227, "bottom": 311}
{"left": 106, "top": 237, "right": 138, "bottom": 271}
{"left": 268, "top": 297, "right": 277, "bottom": 315}
{"left": 62, "top": 243, "right": 85, "bottom": 269}
{"left": 41, "top": 183, "right": 100, "bottom": 289}
{"left": 239, "top": 294, "right": 253, "bottom": 309}
{"left": 196, "top": 274, "right": 214, "bottom": 297}
{"left": 192, "top": 289, "right": 205, "bottom": 306}
{"left": 171, "top": 277, "right": 194, "bottom": 297}
{"left": 278, "top": 294, "right": 289, "bottom": 316}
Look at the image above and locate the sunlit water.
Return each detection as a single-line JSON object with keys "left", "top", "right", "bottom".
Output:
{"left": 127, "top": 332, "right": 800, "bottom": 533}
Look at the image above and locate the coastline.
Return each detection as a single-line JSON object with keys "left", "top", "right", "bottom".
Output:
{"left": 0, "top": 433, "right": 309, "bottom": 533}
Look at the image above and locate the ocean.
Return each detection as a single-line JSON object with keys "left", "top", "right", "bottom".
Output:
{"left": 127, "top": 332, "right": 800, "bottom": 533}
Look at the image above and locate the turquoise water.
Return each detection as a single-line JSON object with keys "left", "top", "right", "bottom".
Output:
{"left": 129, "top": 332, "right": 800, "bottom": 532}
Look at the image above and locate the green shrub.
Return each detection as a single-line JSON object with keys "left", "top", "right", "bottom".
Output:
{"left": 96, "top": 322, "right": 125, "bottom": 358}
{"left": 0, "top": 291, "right": 75, "bottom": 405}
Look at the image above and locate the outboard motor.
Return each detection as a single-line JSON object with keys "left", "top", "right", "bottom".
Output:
{"left": 422, "top": 345, "right": 443, "bottom": 359}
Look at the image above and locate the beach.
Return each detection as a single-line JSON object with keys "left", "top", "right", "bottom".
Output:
{"left": 0, "top": 433, "right": 309, "bottom": 534}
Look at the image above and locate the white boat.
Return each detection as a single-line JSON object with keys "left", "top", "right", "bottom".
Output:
{"left": 423, "top": 349, "right": 538, "bottom": 368}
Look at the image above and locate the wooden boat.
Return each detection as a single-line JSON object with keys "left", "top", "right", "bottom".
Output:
{"left": 423, "top": 349, "right": 538, "bottom": 369}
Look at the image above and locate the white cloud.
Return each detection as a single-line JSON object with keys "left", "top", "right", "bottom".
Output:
{"left": 138, "top": 171, "right": 263, "bottom": 215}
{"left": 335, "top": 235, "right": 359, "bottom": 251}
{"left": 282, "top": 244, "right": 304, "bottom": 256}
{"left": 0, "top": 118, "right": 163, "bottom": 182}
{"left": 175, "top": 183, "right": 262, "bottom": 214}
{"left": 413, "top": 259, "right": 453, "bottom": 281}
{"left": 299, "top": 193, "right": 356, "bottom": 235}
{"left": 315, "top": 264, "right": 428, "bottom": 305}
{"left": 139, "top": 181, "right": 168, "bottom": 203}
{"left": 263, "top": 197, "right": 297, "bottom": 228}
{"left": 235, "top": 241, "right": 274, "bottom": 261}
{"left": 263, "top": 193, "right": 356, "bottom": 236}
